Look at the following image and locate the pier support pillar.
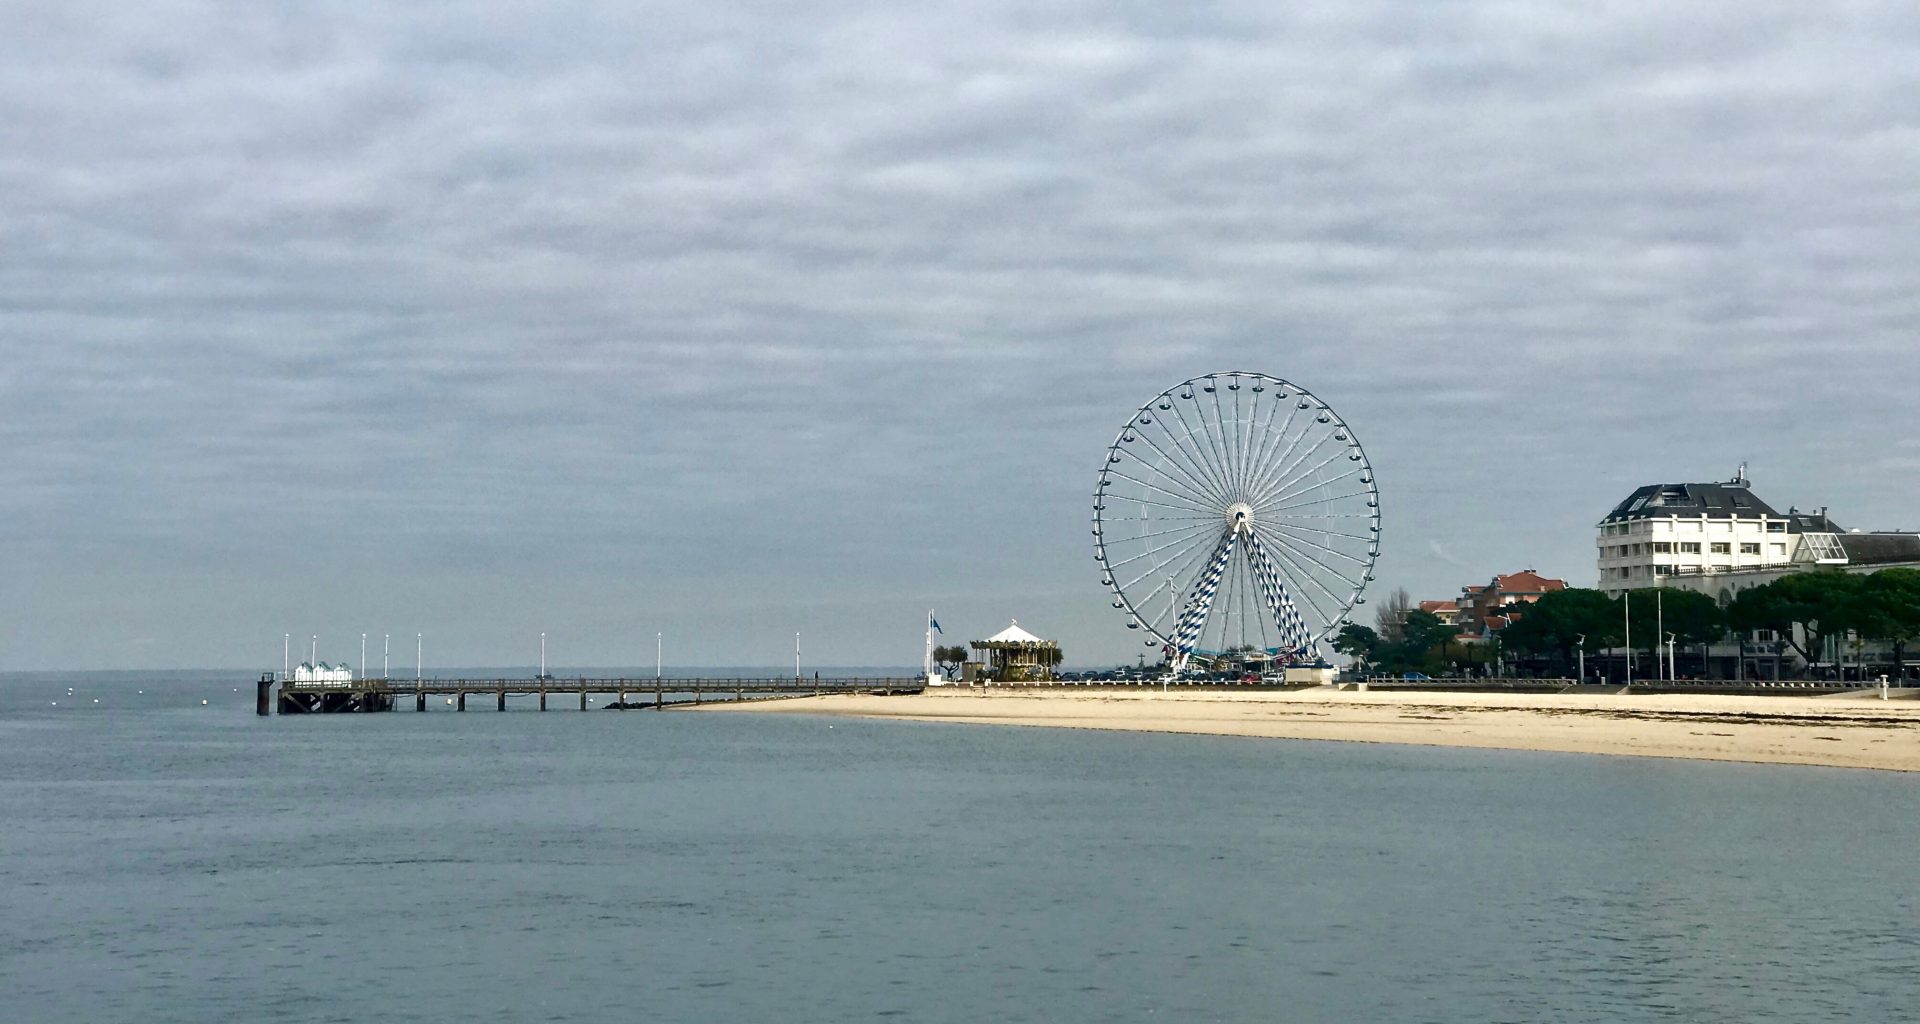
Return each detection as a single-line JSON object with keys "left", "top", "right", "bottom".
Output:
{"left": 580, "top": 684, "right": 587, "bottom": 711}
{"left": 416, "top": 691, "right": 426, "bottom": 712}
{"left": 497, "top": 689, "right": 506, "bottom": 712}
{"left": 256, "top": 674, "right": 274, "bottom": 716}
{"left": 457, "top": 691, "right": 466, "bottom": 711}
{"left": 539, "top": 689, "right": 547, "bottom": 711}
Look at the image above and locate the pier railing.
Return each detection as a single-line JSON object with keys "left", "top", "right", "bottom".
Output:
{"left": 263, "top": 675, "right": 923, "bottom": 715}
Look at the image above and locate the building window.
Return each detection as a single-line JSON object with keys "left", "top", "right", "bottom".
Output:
{"left": 1653, "top": 542, "right": 1672, "bottom": 553}
{"left": 1740, "top": 542, "right": 1760, "bottom": 555}
{"left": 1711, "top": 542, "right": 1731, "bottom": 554}
{"left": 1766, "top": 521, "right": 1786, "bottom": 533}
{"left": 1679, "top": 542, "right": 1701, "bottom": 554}
{"left": 1653, "top": 564, "right": 1672, "bottom": 576}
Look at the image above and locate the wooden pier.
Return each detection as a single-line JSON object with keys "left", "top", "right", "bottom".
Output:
{"left": 256, "top": 674, "right": 922, "bottom": 715}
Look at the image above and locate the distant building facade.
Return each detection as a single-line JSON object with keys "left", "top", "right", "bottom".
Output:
{"left": 1457, "top": 570, "right": 1567, "bottom": 637}
{"left": 1417, "top": 600, "right": 1461, "bottom": 627}
{"left": 1597, "top": 470, "right": 1920, "bottom": 603}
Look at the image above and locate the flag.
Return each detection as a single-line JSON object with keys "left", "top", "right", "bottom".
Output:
{"left": 929, "top": 613, "right": 944, "bottom": 634}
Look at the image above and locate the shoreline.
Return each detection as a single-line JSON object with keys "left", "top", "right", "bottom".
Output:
{"left": 689, "top": 688, "right": 1920, "bottom": 772}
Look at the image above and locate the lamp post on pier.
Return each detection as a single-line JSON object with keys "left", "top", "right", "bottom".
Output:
{"left": 284, "top": 634, "right": 290, "bottom": 679}
{"left": 540, "top": 632, "right": 547, "bottom": 680}
{"left": 416, "top": 633, "right": 422, "bottom": 681}
{"left": 383, "top": 634, "right": 389, "bottom": 679}
{"left": 361, "top": 634, "right": 367, "bottom": 681}
{"left": 656, "top": 632, "right": 662, "bottom": 681}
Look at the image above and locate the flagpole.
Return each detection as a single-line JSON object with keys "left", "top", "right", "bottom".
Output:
{"left": 925, "top": 610, "right": 934, "bottom": 678}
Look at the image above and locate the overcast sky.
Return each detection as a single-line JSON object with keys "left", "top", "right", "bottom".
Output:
{"left": 4, "top": 1, "right": 1918, "bottom": 671}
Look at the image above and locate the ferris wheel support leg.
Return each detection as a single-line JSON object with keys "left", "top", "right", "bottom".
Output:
{"left": 1245, "top": 531, "right": 1319, "bottom": 662}
{"left": 1169, "top": 530, "right": 1238, "bottom": 674}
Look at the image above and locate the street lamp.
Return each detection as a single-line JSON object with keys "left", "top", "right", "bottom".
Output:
{"left": 1574, "top": 634, "right": 1586, "bottom": 684}
{"left": 656, "top": 632, "right": 662, "bottom": 681}
{"left": 416, "top": 633, "right": 422, "bottom": 681}
{"left": 1665, "top": 632, "right": 1678, "bottom": 683}
{"left": 540, "top": 632, "right": 547, "bottom": 680}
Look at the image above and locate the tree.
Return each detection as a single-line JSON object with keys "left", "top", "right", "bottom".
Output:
{"left": 932, "top": 645, "right": 969, "bottom": 676}
{"left": 1849, "top": 568, "right": 1920, "bottom": 677}
{"left": 1400, "top": 609, "right": 1456, "bottom": 659}
{"left": 1332, "top": 623, "right": 1380, "bottom": 671}
{"left": 1624, "top": 588, "right": 1724, "bottom": 672}
{"left": 1496, "top": 588, "right": 1623, "bottom": 674}
{"left": 1374, "top": 588, "right": 1412, "bottom": 646}
{"left": 1727, "top": 570, "right": 1862, "bottom": 670}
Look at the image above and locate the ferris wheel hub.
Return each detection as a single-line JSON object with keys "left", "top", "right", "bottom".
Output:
{"left": 1226, "top": 502, "right": 1254, "bottom": 531}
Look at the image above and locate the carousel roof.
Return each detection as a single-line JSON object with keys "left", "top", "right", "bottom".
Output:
{"left": 977, "top": 619, "right": 1050, "bottom": 645}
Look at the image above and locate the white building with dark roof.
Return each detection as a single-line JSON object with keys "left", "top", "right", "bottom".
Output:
{"left": 1596, "top": 470, "right": 1920, "bottom": 677}
{"left": 1595, "top": 467, "right": 1920, "bottom": 600}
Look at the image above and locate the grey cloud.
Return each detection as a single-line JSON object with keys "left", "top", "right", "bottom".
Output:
{"left": 3, "top": 1, "right": 1918, "bottom": 668}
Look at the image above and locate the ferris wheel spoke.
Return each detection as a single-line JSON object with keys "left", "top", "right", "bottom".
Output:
{"left": 1259, "top": 518, "right": 1377, "bottom": 545}
{"left": 1208, "top": 385, "right": 1243, "bottom": 498}
{"left": 1248, "top": 430, "right": 1340, "bottom": 509}
{"left": 1101, "top": 467, "right": 1223, "bottom": 515}
{"left": 1116, "top": 527, "right": 1223, "bottom": 604}
{"left": 1100, "top": 514, "right": 1225, "bottom": 523}
{"left": 1262, "top": 489, "right": 1374, "bottom": 515}
{"left": 1129, "top": 409, "right": 1233, "bottom": 508}
{"left": 1127, "top": 538, "right": 1213, "bottom": 627}
{"left": 1247, "top": 406, "right": 1323, "bottom": 505}
{"left": 1245, "top": 391, "right": 1304, "bottom": 489}
{"left": 1218, "top": 383, "right": 1243, "bottom": 497}
{"left": 1125, "top": 426, "right": 1232, "bottom": 509}
{"left": 1236, "top": 384, "right": 1273, "bottom": 497}
{"left": 1253, "top": 524, "right": 1367, "bottom": 614}
{"left": 1259, "top": 522, "right": 1373, "bottom": 566}
{"left": 1162, "top": 393, "right": 1237, "bottom": 503}
{"left": 1253, "top": 459, "right": 1364, "bottom": 514}
{"left": 1174, "top": 383, "right": 1240, "bottom": 500}
{"left": 1109, "top": 519, "right": 1216, "bottom": 548}
{"left": 1103, "top": 522, "right": 1218, "bottom": 572}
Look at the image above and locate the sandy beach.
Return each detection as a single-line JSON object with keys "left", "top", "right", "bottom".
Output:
{"left": 694, "top": 687, "right": 1920, "bottom": 772}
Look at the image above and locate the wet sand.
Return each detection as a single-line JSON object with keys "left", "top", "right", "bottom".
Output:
{"left": 692, "top": 687, "right": 1920, "bottom": 772}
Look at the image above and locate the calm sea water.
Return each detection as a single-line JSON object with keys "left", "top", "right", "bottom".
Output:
{"left": 4, "top": 671, "right": 1917, "bottom": 1023}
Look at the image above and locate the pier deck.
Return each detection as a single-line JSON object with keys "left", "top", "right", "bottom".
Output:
{"left": 258, "top": 675, "right": 923, "bottom": 714}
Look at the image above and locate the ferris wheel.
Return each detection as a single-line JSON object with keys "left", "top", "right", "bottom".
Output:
{"left": 1093, "top": 371, "right": 1379, "bottom": 674}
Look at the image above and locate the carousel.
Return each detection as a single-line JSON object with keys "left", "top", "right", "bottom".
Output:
{"left": 970, "top": 620, "right": 1062, "bottom": 682}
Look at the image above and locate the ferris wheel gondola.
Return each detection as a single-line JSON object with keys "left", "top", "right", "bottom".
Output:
{"left": 1093, "top": 371, "right": 1379, "bottom": 675}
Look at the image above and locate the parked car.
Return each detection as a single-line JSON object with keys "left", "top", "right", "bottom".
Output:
{"left": 1402, "top": 672, "right": 1432, "bottom": 681}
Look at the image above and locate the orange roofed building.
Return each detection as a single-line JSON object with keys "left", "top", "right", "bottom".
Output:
{"left": 1457, "top": 570, "right": 1567, "bottom": 636}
